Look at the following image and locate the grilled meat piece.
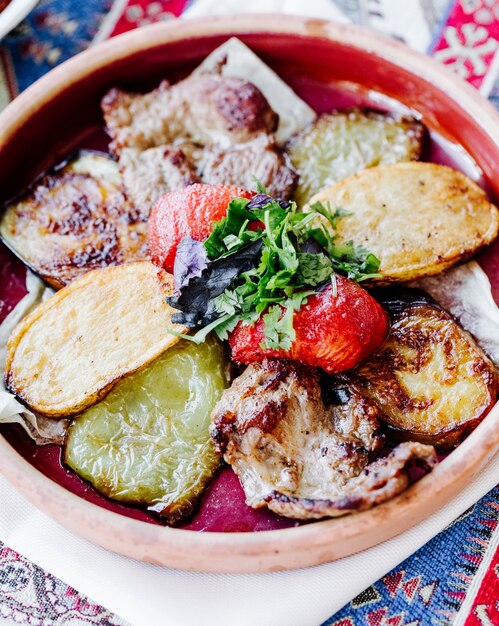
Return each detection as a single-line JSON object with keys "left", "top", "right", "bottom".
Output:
{"left": 210, "top": 359, "right": 436, "bottom": 520}
{"left": 119, "top": 138, "right": 296, "bottom": 212}
{"left": 102, "top": 73, "right": 296, "bottom": 202}
{"left": 119, "top": 146, "right": 200, "bottom": 212}
{"left": 197, "top": 134, "right": 297, "bottom": 199}
{"left": 102, "top": 74, "right": 278, "bottom": 155}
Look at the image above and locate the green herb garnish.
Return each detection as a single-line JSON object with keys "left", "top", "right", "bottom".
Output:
{"left": 167, "top": 190, "right": 380, "bottom": 350}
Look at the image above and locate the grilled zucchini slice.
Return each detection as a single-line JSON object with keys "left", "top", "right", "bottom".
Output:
{"left": 307, "top": 162, "right": 499, "bottom": 284}
{"left": 0, "top": 151, "right": 148, "bottom": 289}
{"left": 5, "top": 262, "right": 187, "bottom": 417}
{"left": 287, "top": 110, "right": 424, "bottom": 206}
{"left": 65, "top": 336, "right": 228, "bottom": 524}
{"left": 355, "top": 291, "right": 498, "bottom": 448}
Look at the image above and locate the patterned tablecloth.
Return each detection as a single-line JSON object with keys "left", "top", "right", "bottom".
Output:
{"left": 0, "top": 1, "right": 498, "bottom": 625}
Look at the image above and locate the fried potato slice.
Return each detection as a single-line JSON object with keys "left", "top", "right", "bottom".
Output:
{"left": 0, "top": 151, "right": 148, "bottom": 289}
{"left": 355, "top": 291, "right": 498, "bottom": 448}
{"left": 65, "top": 337, "right": 228, "bottom": 525}
{"left": 287, "top": 110, "right": 424, "bottom": 206}
{"left": 5, "top": 262, "right": 187, "bottom": 417}
{"left": 307, "top": 162, "right": 499, "bottom": 284}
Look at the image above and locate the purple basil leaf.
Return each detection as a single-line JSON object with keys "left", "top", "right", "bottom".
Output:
{"left": 167, "top": 239, "right": 264, "bottom": 328}
{"left": 247, "top": 193, "right": 274, "bottom": 209}
{"left": 247, "top": 194, "right": 291, "bottom": 211}
{"left": 301, "top": 237, "right": 325, "bottom": 255}
{"left": 173, "top": 236, "right": 208, "bottom": 291}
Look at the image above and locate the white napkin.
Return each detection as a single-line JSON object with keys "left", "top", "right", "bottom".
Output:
{"left": 0, "top": 458, "right": 496, "bottom": 626}
{"left": 183, "top": 0, "right": 348, "bottom": 22}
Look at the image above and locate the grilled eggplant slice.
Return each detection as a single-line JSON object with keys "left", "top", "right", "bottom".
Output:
{"left": 287, "top": 110, "right": 424, "bottom": 206}
{"left": 307, "top": 162, "right": 499, "bottom": 284}
{"left": 65, "top": 336, "right": 228, "bottom": 525}
{"left": 5, "top": 262, "right": 187, "bottom": 417}
{"left": 0, "top": 151, "right": 148, "bottom": 289}
{"left": 355, "top": 291, "right": 498, "bottom": 448}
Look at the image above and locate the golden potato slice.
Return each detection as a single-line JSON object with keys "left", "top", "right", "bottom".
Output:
{"left": 355, "top": 291, "right": 498, "bottom": 448}
{"left": 5, "top": 262, "right": 187, "bottom": 417}
{"left": 287, "top": 110, "right": 424, "bottom": 206}
{"left": 65, "top": 337, "right": 228, "bottom": 525}
{"left": 307, "top": 162, "right": 499, "bottom": 284}
{"left": 0, "top": 151, "right": 148, "bottom": 289}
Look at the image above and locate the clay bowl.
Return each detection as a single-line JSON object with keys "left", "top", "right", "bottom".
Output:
{"left": 1, "top": 14, "right": 499, "bottom": 573}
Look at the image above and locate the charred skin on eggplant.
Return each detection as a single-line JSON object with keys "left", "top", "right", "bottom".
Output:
{"left": 355, "top": 290, "right": 498, "bottom": 448}
{"left": 0, "top": 151, "right": 149, "bottom": 289}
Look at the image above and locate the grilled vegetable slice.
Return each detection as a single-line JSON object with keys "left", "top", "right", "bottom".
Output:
{"left": 287, "top": 110, "right": 424, "bottom": 206}
{"left": 0, "top": 151, "right": 148, "bottom": 289}
{"left": 307, "top": 162, "right": 499, "bottom": 284}
{"left": 5, "top": 262, "right": 187, "bottom": 417}
{"left": 355, "top": 291, "right": 498, "bottom": 448}
{"left": 65, "top": 337, "right": 228, "bottom": 524}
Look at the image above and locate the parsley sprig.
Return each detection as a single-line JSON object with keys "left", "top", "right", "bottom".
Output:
{"left": 167, "top": 191, "right": 380, "bottom": 350}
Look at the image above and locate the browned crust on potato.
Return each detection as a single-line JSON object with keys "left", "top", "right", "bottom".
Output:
{"left": 307, "top": 162, "right": 499, "bottom": 284}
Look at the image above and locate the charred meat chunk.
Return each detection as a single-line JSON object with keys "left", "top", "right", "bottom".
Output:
{"left": 210, "top": 358, "right": 436, "bottom": 520}
{"left": 119, "top": 146, "right": 200, "bottom": 212}
{"left": 102, "top": 74, "right": 278, "bottom": 154}
{"left": 197, "top": 134, "right": 297, "bottom": 199}
{"left": 101, "top": 73, "right": 296, "bottom": 207}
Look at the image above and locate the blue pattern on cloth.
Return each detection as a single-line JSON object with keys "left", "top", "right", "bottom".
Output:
{"left": 0, "top": 1, "right": 498, "bottom": 625}
{"left": 324, "top": 487, "right": 499, "bottom": 625}
{"left": 2, "top": 0, "right": 112, "bottom": 93}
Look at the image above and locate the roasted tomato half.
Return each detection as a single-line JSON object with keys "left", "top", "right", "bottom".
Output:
{"left": 148, "top": 183, "right": 252, "bottom": 273}
{"left": 229, "top": 276, "right": 389, "bottom": 373}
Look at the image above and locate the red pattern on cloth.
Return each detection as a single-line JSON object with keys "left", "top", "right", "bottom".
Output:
{"left": 109, "top": 0, "right": 189, "bottom": 36}
{"left": 464, "top": 505, "right": 499, "bottom": 626}
{"left": 432, "top": 0, "right": 499, "bottom": 89}
{"left": 464, "top": 546, "right": 499, "bottom": 625}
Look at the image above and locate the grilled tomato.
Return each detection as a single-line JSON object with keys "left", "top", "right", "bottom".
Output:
{"left": 65, "top": 336, "right": 229, "bottom": 525}
{"left": 228, "top": 276, "right": 389, "bottom": 373}
{"left": 148, "top": 183, "right": 253, "bottom": 273}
